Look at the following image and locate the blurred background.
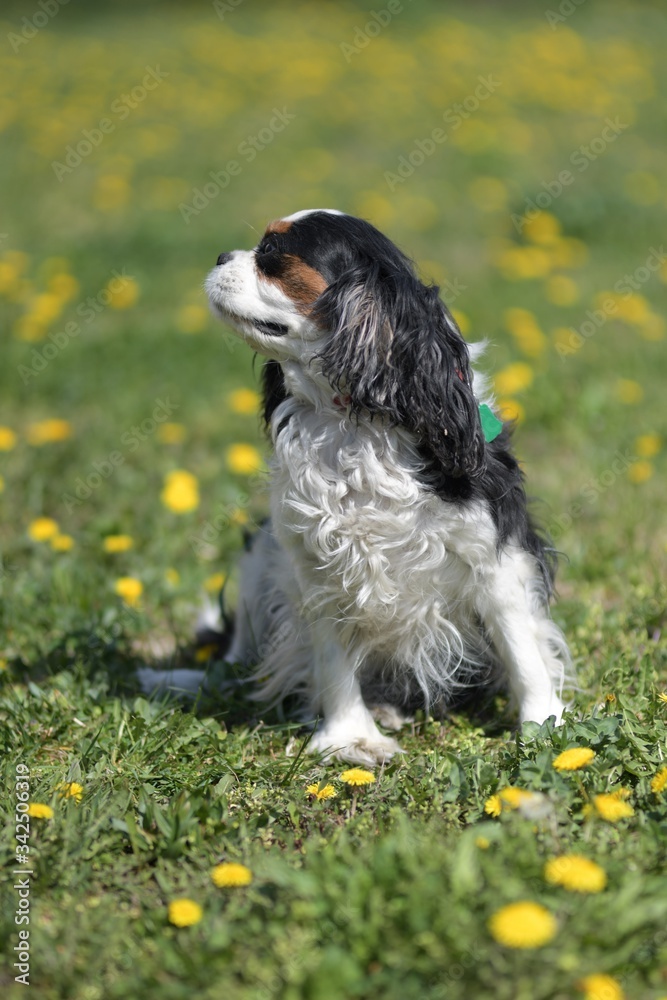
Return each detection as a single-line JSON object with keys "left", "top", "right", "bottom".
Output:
{"left": 1, "top": 0, "right": 665, "bottom": 665}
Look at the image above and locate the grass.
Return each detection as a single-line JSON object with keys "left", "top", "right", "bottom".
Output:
{"left": 1, "top": 1, "right": 667, "bottom": 997}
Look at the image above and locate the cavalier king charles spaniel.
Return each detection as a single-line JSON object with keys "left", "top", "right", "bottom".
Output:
{"left": 141, "top": 209, "right": 572, "bottom": 765}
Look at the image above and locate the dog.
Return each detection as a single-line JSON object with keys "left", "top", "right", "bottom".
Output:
{"left": 141, "top": 209, "right": 572, "bottom": 765}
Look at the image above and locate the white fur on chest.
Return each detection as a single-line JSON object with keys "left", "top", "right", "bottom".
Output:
{"left": 270, "top": 398, "right": 497, "bottom": 662}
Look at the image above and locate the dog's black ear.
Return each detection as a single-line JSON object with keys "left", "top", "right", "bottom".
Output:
{"left": 261, "top": 359, "right": 287, "bottom": 427}
{"left": 314, "top": 263, "right": 485, "bottom": 478}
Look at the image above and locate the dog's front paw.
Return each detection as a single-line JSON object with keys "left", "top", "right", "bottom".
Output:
{"left": 308, "top": 725, "right": 403, "bottom": 766}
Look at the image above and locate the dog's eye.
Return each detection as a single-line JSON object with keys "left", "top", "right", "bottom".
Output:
{"left": 258, "top": 241, "right": 278, "bottom": 256}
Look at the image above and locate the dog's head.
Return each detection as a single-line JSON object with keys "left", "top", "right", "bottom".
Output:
{"left": 206, "top": 209, "right": 484, "bottom": 477}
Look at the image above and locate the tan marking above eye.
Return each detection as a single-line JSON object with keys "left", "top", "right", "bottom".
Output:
{"left": 265, "top": 219, "right": 292, "bottom": 235}
{"left": 261, "top": 253, "right": 327, "bottom": 310}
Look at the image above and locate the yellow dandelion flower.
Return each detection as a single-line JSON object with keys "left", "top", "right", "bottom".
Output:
{"left": 591, "top": 793, "right": 634, "bottom": 822}
{"left": 503, "top": 308, "right": 548, "bottom": 357}
{"left": 451, "top": 309, "right": 470, "bottom": 335}
{"left": 47, "top": 272, "right": 80, "bottom": 303}
{"left": 639, "top": 313, "right": 665, "bottom": 341}
{"left": 306, "top": 783, "right": 336, "bottom": 800}
{"left": 27, "top": 803, "right": 54, "bottom": 819}
{"left": 614, "top": 379, "right": 643, "bottom": 405}
{"left": 340, "top": 768, "right": 375, "bottom": 787}
{"left": 228, "top": 388, "right": 261, "bottom": 414}
{"left": 484, "top": 794, "right": 502, "bottom": 817}
{"left": 635, "top": 434, "right": 661, "bottom": 458}
{"left": 578, "top": 973, "right": 624, "bottom": 1000}
{"left": 211, "top": 863, "right": 253, "bottom": 887}
{"left": 605, "top": 693, "right": 616, "bottom": 703}
{"left": 177, "top": 304, "right": 208, "bottom": 334}
{"left": 204, "top": 572, "right": 226, "bottom": 593}
{"left": 103, "top": 534, "right": 134, "bottom": 553}
{"left": 545, "top": 274, "right": 580, "bottom": 306}
{"left": 14, "top": 315, "right": 45, "bottom": 341}
{"left": 114, "top": 577, "right": 143, "bottom": 608}
{"left": 161, "top": 470, "right": 199, "bottom": 514}
{"left": 475, "top": 836, "right": 490, "bottom": 849}
{"left": 28, "top": 517, "right": 59, "bottom": 542}
{"left": 627, "top": 461, "right": 653, "bottom": 484}
{"left": 497, "top": 398, "right": 525, "bottom": 424}
{"left": 107, "top": 276, "right": 139, "bottom": 310}
{"left": 58, "top": 782, "right": 83, "bottom": 802}
{"left": 553, "top": 747, "right": 596, "bottom": 771}
{"left": 550, "top": 236, "right": 588, "bottom": 270}
{"left": 195, "top": 644, "right": 217, "bottom": 662}
{"left": 616, "top": 293, "right": 651, "bottom": 325}
{"left": 544, "top": 855, "right": 607, "bottom": 893}
{"left": 168, "top": 898, "right": 203, "bottom": 927}
{"left": 354, "top": 190, "right": 395, "bottom": 227}
{"left": 497, "top": 245, "right": 551, "bottom": 280}
{"left": 165, "top": 568, "right": 180, "bottom": 586}
{"left": 488, "top": 901, "right": 557, "bottom": 949}
{"left": 26, "top": 419, "right": 73, "bottom": 445}
{"left": 494, "top": 362, "right": 534, "bottom": 397}
{"left": 524, "top": 211, "right": 561, "bottom": 246}
{"left": 157, "top": 422, "right": 186, "bottom": 444}
{"left": 658, "top": 692, "right": 667, "bottom": 704}
{"left": 650, "top": 766, "right": 667, "bottom": 795}
{"left": 498, "top": 787, "right": 535, "bottom": 810}
{"left": 0, "top": 426, "right": 17, "bottom": 450}
{"left": 50, "top": 534, "right": 74, "bottom": 552}
{"left": 29, "top": 292, "right": 63, "bottom": 326}
{"left": 93, "top": 174, "right": 130, "bottom": 212}
{"left": 226, "top": 443, "right": 264, "bottom": 475}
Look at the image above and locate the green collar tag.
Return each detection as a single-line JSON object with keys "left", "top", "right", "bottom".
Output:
{"left": 479, "top": 403, "right": 503, "bottom": 443}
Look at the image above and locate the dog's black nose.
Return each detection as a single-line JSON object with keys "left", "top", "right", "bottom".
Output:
{"left": 216, "top": 252, "right": 233, "bottom": 266}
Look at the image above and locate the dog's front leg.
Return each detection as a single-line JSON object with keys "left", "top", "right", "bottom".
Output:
{"left": 474, "top": 549, "right": 567, "bottom": 726}
{"left": 307, "top": 622, "right": 402, "bottom": 766}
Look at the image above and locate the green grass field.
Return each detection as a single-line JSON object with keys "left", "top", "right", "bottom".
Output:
{"left": 1, "top": 1, "right": 667, "bottom": 997}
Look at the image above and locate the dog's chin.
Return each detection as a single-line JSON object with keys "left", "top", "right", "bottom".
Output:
{"left": 208, "top": 298, "right": 289, "bottom": 346}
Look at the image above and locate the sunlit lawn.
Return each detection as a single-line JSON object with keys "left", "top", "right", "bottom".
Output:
{"left": 1, "top": 2, "right": 666, "bottom": 997}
